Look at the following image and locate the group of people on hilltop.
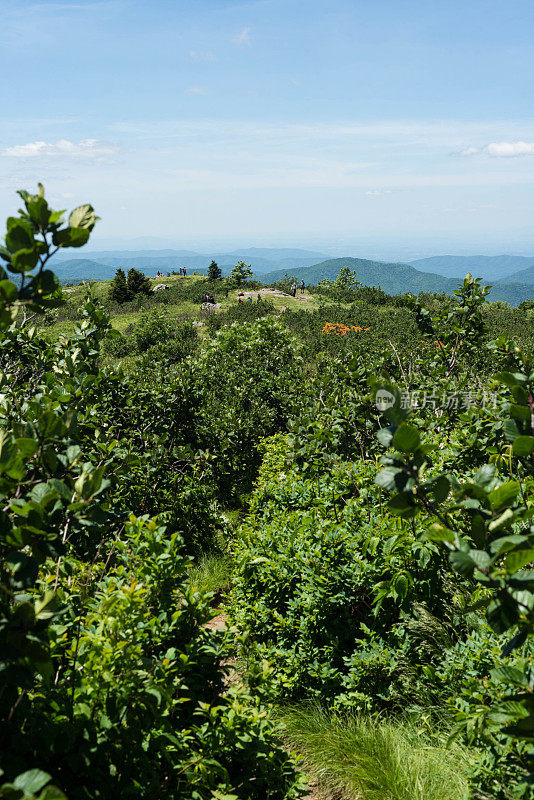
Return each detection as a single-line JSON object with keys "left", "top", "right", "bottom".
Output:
{"left": 290, "top": 280, "right": 305, "bottom": 297}
{"left": 178, "top": 267, "right": 187, "bottom": 276}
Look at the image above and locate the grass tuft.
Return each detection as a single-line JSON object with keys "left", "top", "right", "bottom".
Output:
{"left": 187, "top": 552, "right": 233, "bottom": 596}
{"left": 279, "top": 703, "right": 472, "bottom": 800}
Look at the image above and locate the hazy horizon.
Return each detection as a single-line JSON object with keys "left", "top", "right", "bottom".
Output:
{"left": 77, "top": 234, "right": 534, "bottom": 265}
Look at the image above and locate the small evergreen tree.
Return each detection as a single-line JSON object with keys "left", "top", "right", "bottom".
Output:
{"left": 109, "top": 268, "right": 131, "bottom": 304}
{"left": 231, "top": 260, "right": 253, "bottom": 286}
{"left": 127, "top": 267, "right": 152, "bottom": 297}
{"left": 208, "top": 260, "right": 222, "bottom": 281}
{"left": 335, "top": 265, "right": 360, "bottom": 290}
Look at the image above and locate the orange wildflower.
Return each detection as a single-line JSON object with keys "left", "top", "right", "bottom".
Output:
{"left": 322, "top": 322, "right": 371, "bottom": 336}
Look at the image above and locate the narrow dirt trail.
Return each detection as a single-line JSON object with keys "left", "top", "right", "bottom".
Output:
{"left": 204, "top": 610, "right": 326, "bottom": 800}
{"left": 239, "top": 288, "right": 314, "bottom": 303}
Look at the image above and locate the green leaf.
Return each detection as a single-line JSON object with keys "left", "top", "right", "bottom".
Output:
{"left": 488, "top": 481, "right": 520, "bottom": 511}
{"left": 429, "top": 474, "right": 450, "bottom": 503}
{"left": 33, "top": 270, "right": 59, "bottom": 294}
{"left": 426, "top": 523, "right": 455, "bottom": 543}
{"left": 488, "top": 508, "right": 515, "bottom": 532}
{"left": 475, "top": 464, "right": 496, "bottom": 488}
{"left": 376, "top": 426, "right": 395, "bottom": 447}
{"left": 40, "top": 787, "right": 67, "bottom": 800}
{"left": 512, "top": 436, "right": 534, "bottom": 456}
{"left": 450, "top": 550, "right": 476, "bottom": 576}
{"left": 394, "top": 573, "right": 410, "bottom": 600}
{"left": 375, "top": 466, "right": 404, "bottom": 492}
{"left": 504, "top": 418, "right": 520, "bottom": 442}
{"left": 13, "top": 770, "right": 51, "bottom": 794}
{"left": 48, "top": 210, "right": 66, "bottom": 225}
{"left": 509, "top": 404, "right": 531, "bottom": 422}
{"left": 52, "top": 227, "right": 90, "bottom": 248}
{"left": 387, "top": 492, "right": 415, "bottom": 517}
{"left": 392, "top": 422, "right": 420, "bottom": 452}
{"left": 26, "top": 197, "right": 50, "bottom": 227}
{"left": 470, "top": 549, "right": 491, "bottom": 571}
{"left": 68, "top": 204, "right": 99, "bottom": 230}
{"left": 505, "top": 546, "right": 534, "bottom": 574}
{"left": 5, "top": 219, "right": 34, "bottom": 253}
{"left": 14, "top": 438, "right": 39, "bottom": 458}
{"left": 0, "top": 280, "right": 18, "bottom": 302}
{"left": 495, "top": 371, "right": 526, "bottom": 388}
{"left": 491, "top": 666, "right": 530, "bottom": 687}
{"left": 10, "top": 248, "right": 39, "bottom": 273}
{"left": 0, "top": 243, "right": 12, "bottom": 263}
{"left": 487, "top": 592, "right": 520, "bottom": 634}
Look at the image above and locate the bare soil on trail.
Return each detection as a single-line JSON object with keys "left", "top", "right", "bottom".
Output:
{"left": 239, "top": 288, "right": 313, "bottom": 302}
{"left": 204, "top": 610, "right": 331, "bottom": 799}
{"left": 204, "top": 612, "right": 228, "bottom": 633}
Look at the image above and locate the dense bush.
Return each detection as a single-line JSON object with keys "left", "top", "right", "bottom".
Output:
{"left": 103, "top": 310, "right": 199, "bottom": 363}
{"left": 0, "top": 186, "right": 303, "bottom": 799}
{"left": 180, "top": 317, "right": 305, "bottom": 500}
{"left": 230, "top": 439, "right": 468, "bottom": 710}
{"left": 206, "top": 298, "right": 277, "bottom": 332}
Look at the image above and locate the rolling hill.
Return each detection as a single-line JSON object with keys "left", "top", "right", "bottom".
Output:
{"left": 496, "top": 265, "right": 534, "bottom": 285}
{"left": 53, "top": 259, "right": 121, "bottom": 283}
{"left": 257, "top": 257, "right": 460, "bottom": 294}
{"left": 410, "top": 255, "right": 534, "bottom": 281}
{"left": 256, "top": 257, "right": 534, "bottom": 307}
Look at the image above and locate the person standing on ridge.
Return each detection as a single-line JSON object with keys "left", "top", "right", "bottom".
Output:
{"left": 300, "top": 280, "right": 305, "bottom": 293}
{"left": 291, "top": 281, "right": 297, "bottom": 297}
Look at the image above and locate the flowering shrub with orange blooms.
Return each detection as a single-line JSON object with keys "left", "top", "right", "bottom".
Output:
{"left": 322, "top": 322, "right": 371, "bottom": 336}
{"left": 419, "top": 339, "right": 447, "bottom": 349}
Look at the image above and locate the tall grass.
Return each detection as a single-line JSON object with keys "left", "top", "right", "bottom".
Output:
{"left": 279, "top": 704, "right": 472, "bottom": 800}
{"left": 187, "top": 552, "right": 233, "bottom": 596}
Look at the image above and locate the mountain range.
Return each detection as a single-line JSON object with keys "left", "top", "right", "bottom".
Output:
{"left": 42, "top": 248, "right": 534, "bottom": 306}
{"left": 410, "top": 255, "right": 534, "bottom": 282}
{"left": 52, "top": 247, "right": 330, "bottom": 281}
{"left": 257, "top": 257, "right": 534, "bottom": 306}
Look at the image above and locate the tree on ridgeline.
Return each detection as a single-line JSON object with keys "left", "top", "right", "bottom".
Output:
{"left": 109, "top": 268, "right": 131, "bottom": 304}
{"left": 208, "top": 259, "right": 222, "bottom": 281}
{"left": 127, "top": 267, "right": 152, "bottom": 297}
{"left": 231, "top": 260, "right": 253, "bottom": 286}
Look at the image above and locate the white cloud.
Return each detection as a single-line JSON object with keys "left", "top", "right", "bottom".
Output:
{"left": 460, "top": 141, "right": 534, "bottom": 158}
{"left": 485, "top": 141, "right": 534, "bottom": 157}
{"left": 366, "top": 189, "right": 392, "bottom": 196}
{"left": 232, "top": 26, "right": 251, "bottom": 46}
{"left": 2, "top": 138, "right": 118, "bottom": 158}
{"left": 458, "top": 146, "right": 479, "bottom": 157}
{"left": 185, "top": 85, "right": 208, "bottom": 95}
{"left": 189, "top": 49, "right": 216, "bottom": 62}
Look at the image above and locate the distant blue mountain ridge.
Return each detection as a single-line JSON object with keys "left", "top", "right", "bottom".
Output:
{"left": 52, "top": 247, "right": 331, "bottom": 280}
{"left": 46, "top": 249, "right": 534, "bottom": 306}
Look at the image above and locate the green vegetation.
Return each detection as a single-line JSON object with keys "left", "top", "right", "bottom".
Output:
{"left": 2, "top": 184, "right": 534, "bottom": 800}
{"left": 207, "top": 259, "right": 222, "bottom": 281}
{"left": 231, "top": 260, "right": 254, "bottom": 285}
{"left": 280, "top": 704, "right": 472, "bottom": 800}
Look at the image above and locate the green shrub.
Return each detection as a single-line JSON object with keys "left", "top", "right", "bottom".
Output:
{"left": 230, "top": 449, "right": 464, "bottom": 710}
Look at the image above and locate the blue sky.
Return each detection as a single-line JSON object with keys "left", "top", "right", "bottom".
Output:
{"left": 1, "top": 0, "right": 534, "bottom": 257}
